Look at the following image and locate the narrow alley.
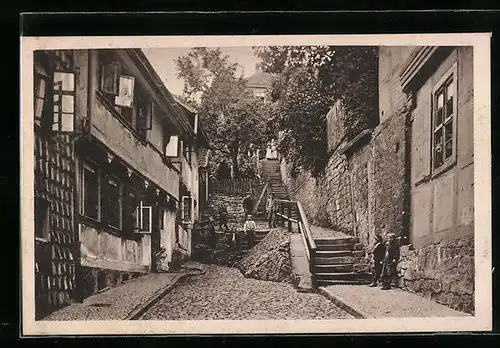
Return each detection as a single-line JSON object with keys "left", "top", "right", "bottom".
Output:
{"left": 140, "top": 265, "right": 353, "bottom": 320}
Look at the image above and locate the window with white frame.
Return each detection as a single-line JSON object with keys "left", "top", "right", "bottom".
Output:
{"left": 432, "top": 63, "right": 457, "bottom": 172}
{"left": 34, "top": 61, "right": 75, "bottom": 133}
{"left": 135, "top": 201, "right": 152, "bottom": 233}
{"left": 52, "top": 71, "right": 76, "bottom": 132}
{"left": 81, "top": 161, "right": 100, "bottom": 221}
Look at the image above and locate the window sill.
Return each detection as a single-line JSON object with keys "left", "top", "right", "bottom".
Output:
{"left": 431, "top": 157, "right": 457, "bottom": 180}
{"left": 95, "top": 90, "right": 148, "bottom": 147}
{"left": 35, "top": 236, "right": 50, "bottom": 243}
{"left": 79, "top": 214, "right": 132, "bottom": 239}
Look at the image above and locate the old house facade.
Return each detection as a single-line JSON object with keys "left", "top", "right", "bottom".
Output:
{"left": 279, "top": 46, "right": 474, "bottom": 313}
{"left": 33, "top": 48, "right": 207, "bottom": 318}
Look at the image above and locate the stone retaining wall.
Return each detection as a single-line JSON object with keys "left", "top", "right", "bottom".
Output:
{"left": 397, "top": 236, "right": 474, "bottom": 314}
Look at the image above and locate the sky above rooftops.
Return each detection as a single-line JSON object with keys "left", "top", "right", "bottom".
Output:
{"left": 142, "top": 46, "right": 260, "bottom": 98}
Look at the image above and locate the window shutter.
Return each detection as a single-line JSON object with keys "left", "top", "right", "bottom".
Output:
{"left": 100, "top": 62, "right": 120, "bottom": 95}
{"left": 411, "top": 87, "right": 432, "bottom": 184}
{"left": 165, "top": 135, "right": 179, "bottom": 157}
{"left": 138, "top": 101, "right": 153, "bottom": 131}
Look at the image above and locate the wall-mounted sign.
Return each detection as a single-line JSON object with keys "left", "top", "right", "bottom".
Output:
{"left": 115, "top": 75, "right": 135, "bottom": 108}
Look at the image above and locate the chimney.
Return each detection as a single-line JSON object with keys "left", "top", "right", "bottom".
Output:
{"left": 255, "top": 63, "right": 261, "bottom": 73}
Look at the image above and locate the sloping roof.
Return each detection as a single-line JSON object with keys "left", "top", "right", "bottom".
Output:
{"left": 172, "top": 95, "right": 198, "bottom": 114}
{"left": 245, "top": 70, "right": 274, "bottom": 88}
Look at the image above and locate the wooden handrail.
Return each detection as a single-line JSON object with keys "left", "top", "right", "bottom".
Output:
{"left": 298, "top": 222, "right": 310, "bottom": 261}
{"left": 252, "top": 181, "right": 269, "bottom": 215}
{"left": 296, "top": 201, "right": 317, "bottom": 251}
{"left": 275, "top": 199, "right": 317, "bottom": 249}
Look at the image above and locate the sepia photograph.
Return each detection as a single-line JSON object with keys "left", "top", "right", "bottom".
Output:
{"left": 20, "top": 33, "right": 491, "bottom": 335}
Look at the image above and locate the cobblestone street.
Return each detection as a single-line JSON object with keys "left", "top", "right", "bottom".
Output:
{"left": 140, "top": 265, "right": 353, "bottom": 320}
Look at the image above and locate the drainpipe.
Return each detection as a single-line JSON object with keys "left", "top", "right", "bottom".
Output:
{"left": 72, "top": 50, "right": 92, "bottom": 303}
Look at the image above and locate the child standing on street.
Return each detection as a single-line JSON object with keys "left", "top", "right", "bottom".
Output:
{"left": 381, "top": 233, "right": 400, "bottom": 290}
{"left": 368, "top": 235, "right": 386, "bottom": 287}
{"left": 243, "top": 214, "right": 257, "bottom": 249}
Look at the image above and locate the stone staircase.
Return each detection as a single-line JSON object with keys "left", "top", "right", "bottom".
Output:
{"left": 259, "top": 159, "right": 299, "bottom": 221}
{"left": 313, "top": 236, "right": 370, "bottom": 285}
{"left": 259, "top": 159, "right": 370, "bottom": 286}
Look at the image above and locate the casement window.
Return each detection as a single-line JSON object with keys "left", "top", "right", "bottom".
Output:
{"left": 254, "top": 89, "right": 266, "bottom": 100}
{"left": 431, "top": 63, "right": 458, "bottom": 172}
{"left": 34, "top": 60, "right": 75, "bottom": 133}
{"left": 98, "top": 53, "right": 136, "bottom": 125}
{"left": 135, "top": 201, "right": 152, "bottom": 234}
{"left": 35, "top": 197, "right": 50, "bottom": 241}
{"left": 34, "top": 70, "right": 49, "bottom": 129}
{"left": 165, "top": 135, "right": 180, "bottom": 158}
{"left": 181, "top": 196, "right": 192, "bottom": 223}
{"left": 81, "top": 161, "right": 100, "bottom": 221}
{"left": 104, "top": 175, "right": 123, "bottom": 230}
{"left": 52, "top": 71, "right": 76, "bottom": 132}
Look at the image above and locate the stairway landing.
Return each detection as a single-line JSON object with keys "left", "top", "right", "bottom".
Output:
{"left": 309, "top": 225, "right": 350, "bottom": 240}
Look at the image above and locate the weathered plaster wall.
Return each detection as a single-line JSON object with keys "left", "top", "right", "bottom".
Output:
{"left": 79, "top": 223, "right": 149, "bottom": 273}
{"left": 88, "top": 50, "right": 179, "bottom": 199}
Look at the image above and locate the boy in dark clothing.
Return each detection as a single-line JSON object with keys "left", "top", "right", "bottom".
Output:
{"left": 266, "top": 193, "right": 278, "bottom": 228}
{"left": 218, "top": 204, "right": 229, "bottom": 231}
{"left": 381, "top": 233, "right": 400, "bottom": 290}
{"left": 369, "top": 234, "right": 386, "bottom": 287}
{"left": 242, "top": 192, "right": 254, "bottom": 216}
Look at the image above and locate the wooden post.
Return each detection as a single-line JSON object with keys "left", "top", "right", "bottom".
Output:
{"left": 280, "top": 204, "right": 285, "bottom": 227}
{"left": 287, "top": 204, "right": 292, "bottom": 232}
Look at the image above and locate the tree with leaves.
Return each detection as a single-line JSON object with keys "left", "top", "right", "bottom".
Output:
{"left": 175, "top": 48, "right": 269, "bottom": 178}
{"left": 254, "top": 45, "right": 378, "bottom": 176}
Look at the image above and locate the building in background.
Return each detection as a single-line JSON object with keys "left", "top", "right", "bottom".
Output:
{"left": 33, "top": 48, "right": 208, "bottom": 318}
{"left": 245, "top": 64, "right": 274, "bottom": 101}
{"left": 171, "top": 96, "right": 210, "bottom": 258}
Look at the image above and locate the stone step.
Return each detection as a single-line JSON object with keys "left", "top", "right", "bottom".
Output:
{"left": 314, "top": 237, "right": 358, "bottom": 245}
{"left": 315, "top": 243, "right": 354, "bottom": 252}
{"left": 316, "top": 279, "right": 371, "bottom": 286}
{"left": 313, "top": 264, "right": 354, "bottom": 273}
{"left": 315, "top": 250, "right": 353, "bottom": 258}
{"left": 314, "top": 256, "right": 355, "bottom": 265}
{"left": 314, "top": 272, "right": 360, "bottom": 281}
